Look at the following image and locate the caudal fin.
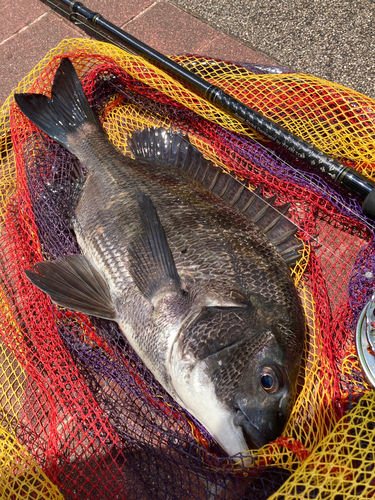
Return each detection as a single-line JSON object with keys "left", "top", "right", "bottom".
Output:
{"left": 14, "top": 58, "right": 103, "bottom": 153}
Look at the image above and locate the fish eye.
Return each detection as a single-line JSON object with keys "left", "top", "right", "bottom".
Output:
{"left": 260, "top": 366, "right": 282, "bottom": 394}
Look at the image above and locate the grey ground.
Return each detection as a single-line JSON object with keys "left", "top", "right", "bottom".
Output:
{"left": 170, "top": 0, "right": 375, "bottom": 99}
{"left": 1, "top": 0, "right": 374, "bottom": 103}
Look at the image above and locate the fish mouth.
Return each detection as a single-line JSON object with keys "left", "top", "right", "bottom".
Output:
{"left": 233, "top": 407, "right": 268, "bottom": 449}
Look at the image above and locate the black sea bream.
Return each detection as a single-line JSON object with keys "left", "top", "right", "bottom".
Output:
{"left": 15, "top": 58, "right": 305, "bottom": 464}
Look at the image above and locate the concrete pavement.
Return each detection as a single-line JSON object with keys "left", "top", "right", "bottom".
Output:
{"left": 1, "top": 0, "right": 373, "bottom": 106}
{"left": 170, "top": 0, "right": 375, "bottom": 99}
{"left": 0, "top": 0, "right": 272, "bottom": 105}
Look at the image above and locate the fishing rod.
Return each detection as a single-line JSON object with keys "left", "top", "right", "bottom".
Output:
{"left": 42, "top": 0, "right": 375, "bottom": 219}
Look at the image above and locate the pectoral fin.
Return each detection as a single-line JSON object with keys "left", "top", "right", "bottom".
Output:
{"left": 128, "top": 190, "right": 183, "bottom": 305}
{"left": 25, "top": 254, "right": 117, "bottom": 320}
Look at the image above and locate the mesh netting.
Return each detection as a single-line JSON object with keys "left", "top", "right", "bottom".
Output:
{"left": 1, "top": 38, "right": 375, "bottom": 499}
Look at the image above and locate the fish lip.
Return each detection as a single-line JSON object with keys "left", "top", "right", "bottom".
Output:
{"left": 234, "top": 407, "right": 268, "bottom": 449}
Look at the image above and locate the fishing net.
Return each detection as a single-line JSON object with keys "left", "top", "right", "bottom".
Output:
{"left": 1, "top": 38, "right": 375, "bottom": 499}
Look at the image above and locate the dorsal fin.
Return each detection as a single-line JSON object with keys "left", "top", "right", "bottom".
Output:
{"left": 128, "top": 127, "right": 302, "bottom": 267}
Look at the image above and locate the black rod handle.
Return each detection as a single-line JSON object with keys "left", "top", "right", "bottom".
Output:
{"left": 207, "top": 88, "right": 375, "bottom": 201}
{"left": 45, "top": 0, "right": 375, "bottom": 219}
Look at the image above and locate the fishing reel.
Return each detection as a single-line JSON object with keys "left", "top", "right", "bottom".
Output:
{"left": 356, "top": 292, "right": 375, "bottom": 388}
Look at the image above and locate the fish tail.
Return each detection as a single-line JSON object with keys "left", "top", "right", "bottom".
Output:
{"left": 14, "top": 58, "right": 103, "bottom": 153}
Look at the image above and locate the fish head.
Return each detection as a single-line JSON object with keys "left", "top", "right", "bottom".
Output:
{"left": 227, "top": 335, "right": 294, "bottom": 449}
{"left": 172, "top": 303, "right": 301, "bottom": 459}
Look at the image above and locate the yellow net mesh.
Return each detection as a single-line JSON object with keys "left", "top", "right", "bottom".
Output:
{"left": 0, "top": 424, "right": 64, "bottom": 499}
{"left": 1, "top": 38, "right": 375, "bottom": 498}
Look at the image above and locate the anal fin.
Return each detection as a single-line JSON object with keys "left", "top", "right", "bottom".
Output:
{"left": 25, "top": 254, "right": 117, "bottom": 320}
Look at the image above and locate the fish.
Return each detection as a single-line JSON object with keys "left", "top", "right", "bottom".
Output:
{"left": 14, "top": 57, "right": 305, "bottom": 464}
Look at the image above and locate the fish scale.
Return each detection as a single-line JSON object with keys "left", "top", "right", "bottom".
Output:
{"left": 15, "top": 58, "right": 305, "bottom": 463}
